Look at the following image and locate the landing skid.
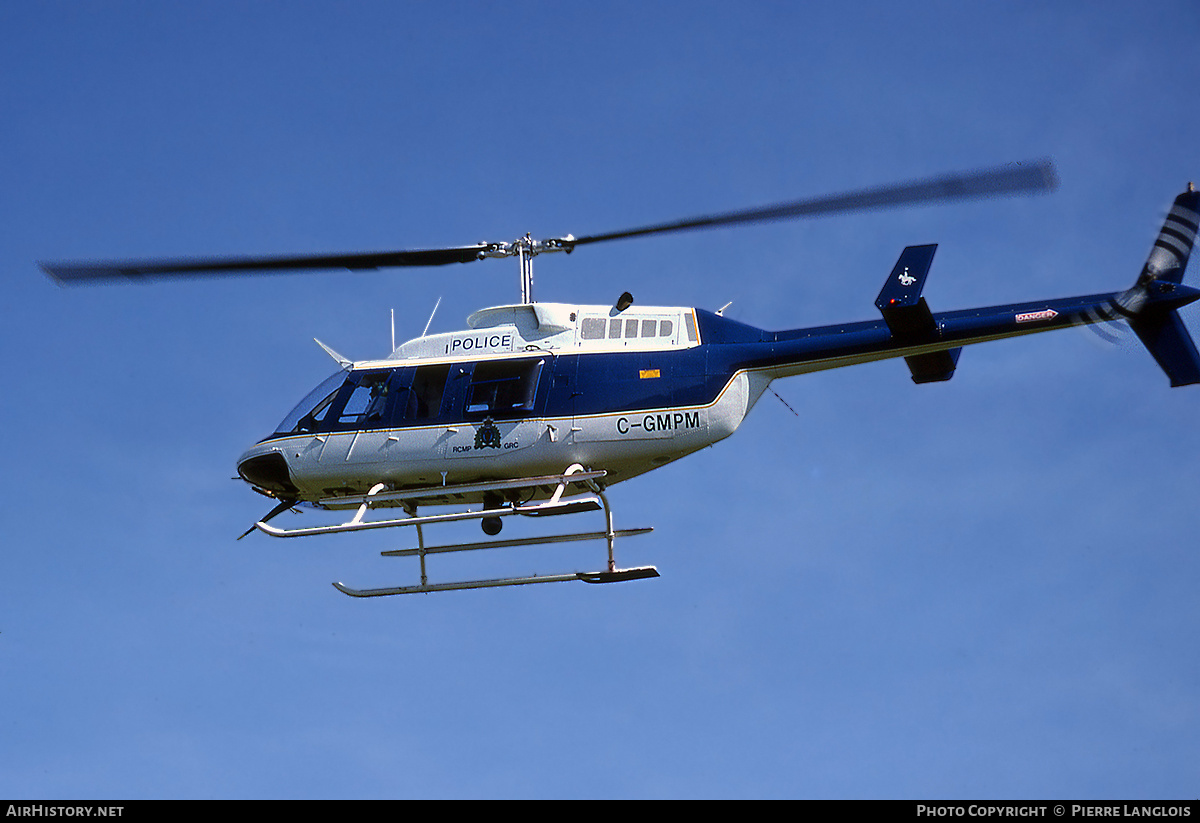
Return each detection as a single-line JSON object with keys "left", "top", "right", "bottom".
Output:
{"left": 250, "top": 465, "right": 657, "bottom": 596}
{"left": 333, "top": 566, "right": 661, "bottom": 598}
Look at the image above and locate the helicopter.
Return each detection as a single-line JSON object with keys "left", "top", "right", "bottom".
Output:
{"left": 41, "top": 160, "right": 1200, "bottom": 597}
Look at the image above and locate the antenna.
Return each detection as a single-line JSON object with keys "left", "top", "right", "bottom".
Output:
{"left": 422, "top": 297, "right": 442, "bottom": 338}
{"left": 390, "top": 309, "right": 395, "bottom": 352}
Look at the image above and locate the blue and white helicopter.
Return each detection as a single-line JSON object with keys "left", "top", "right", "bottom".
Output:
{"left": 42, "top": 161, "right": 1200, "bottom": 596}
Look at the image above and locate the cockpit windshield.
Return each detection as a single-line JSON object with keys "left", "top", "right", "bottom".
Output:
{"left": 265, "top": 358, "right": 544, "bottom": 439}
{"left": 274, "top": 371, "right": 347, "bottom": 435}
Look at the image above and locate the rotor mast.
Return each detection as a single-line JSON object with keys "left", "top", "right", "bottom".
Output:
{"left": 477, "top": 233, "right": 576, "bottom": 303}
{"left": 519, "top": 236, "right": 534, "bottom": 304}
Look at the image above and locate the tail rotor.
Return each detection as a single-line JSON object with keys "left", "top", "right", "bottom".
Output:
{"left": 1116, "top": 184, "right": 1200, "bottom": 386}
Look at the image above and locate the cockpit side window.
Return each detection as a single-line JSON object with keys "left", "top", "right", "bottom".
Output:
{"left": 300, "top": 389, "right": 340, "bottom": 431}
{"left": 275, "top": 369, "right": 405, "bottom": 436}
{"left": 335, "top": 371, "right": 393, "bottom": 428}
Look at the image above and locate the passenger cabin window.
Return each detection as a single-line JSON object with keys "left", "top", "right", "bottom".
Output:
{"left": 578, "top": 315, "right": 680, "bottom": 345}
{"left": 581, "top": 318, "right": 606, "bottom": 339}
{"left": 465, "top": 359, "right": 544, "bottom": 417}
{"left": 399, "top": 363, "right": 450, "bottom": 421}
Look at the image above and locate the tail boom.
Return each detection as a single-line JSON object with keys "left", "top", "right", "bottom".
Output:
{"left": 695, "top": 185, "right": 1200, "bottom": 389}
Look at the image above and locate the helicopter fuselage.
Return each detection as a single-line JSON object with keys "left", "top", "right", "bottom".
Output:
{"left": 235, "top": 242, "right": 1199, "bottom": 513}
{"left": 236, "top": 302, "right": 751, "bottom": 505}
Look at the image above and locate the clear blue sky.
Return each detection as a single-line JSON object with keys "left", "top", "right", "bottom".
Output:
{"left": 3, "top": 1, "right": 1199, "bottom": 799}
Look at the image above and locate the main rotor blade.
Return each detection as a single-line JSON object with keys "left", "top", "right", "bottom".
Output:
{"left": 566, "top": 159, "right": 1058, "bottom": 248}
{"left": 40, "top": 244, "right": 489, "bottom": 285}
{"left": 40, "top": 159, "right": 1057, "bottom": 286}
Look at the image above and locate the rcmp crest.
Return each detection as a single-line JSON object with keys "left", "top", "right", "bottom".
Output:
{"left": 474, "top": 418, "right": 502, "bottom": 449}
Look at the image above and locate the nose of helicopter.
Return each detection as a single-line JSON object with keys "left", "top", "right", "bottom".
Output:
{"left": 237, "top": 448, "right": 299, "bottom": 497}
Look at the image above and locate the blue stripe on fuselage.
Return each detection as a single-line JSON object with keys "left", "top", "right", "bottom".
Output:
{"left": 255, "top": 291, "right": 1127, "bottom": 446}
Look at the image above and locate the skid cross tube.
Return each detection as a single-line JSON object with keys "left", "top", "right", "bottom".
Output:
{"left": 256, "top": 468, "right": 607, "bottom": 538}
{"left": 313, "top": 469, "right": 609, "bottom": 511}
